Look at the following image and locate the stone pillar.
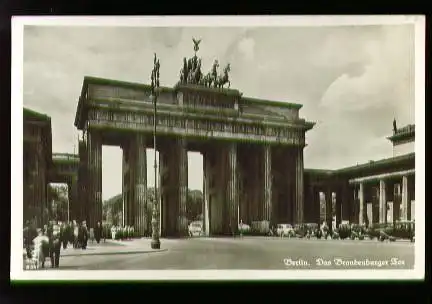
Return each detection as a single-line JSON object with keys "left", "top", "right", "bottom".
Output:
{"left": 335, "top": 188, "right": 342, "bottom": 227}
{"left": 202, "top": 151, "right": 210, "bottom": 236}
{"left": 122, "top": 145, "right": 129, "bottom": 227}
{"left": 379, "top": 180, "right": 386, "bottom": 224}
{"left": 134, "top": 134, "right": 148, "bottom": 237}
{"left": 401, "top": 176, "right": 408, "bottom": 220}
{"left": 262, "top": 144, "right": 272, "bottom": 224}
{"left": 87, "top": 131, "right": 102, "bottom": 229}
{"left": 37, "top": 139, "right": 47, "bottom": 226}
{"left": 295, "top": 147, "right": 304, "bottom": 225}
{"left": 408, "top": 175, "right": 414, "bottom": 220}
{"left": 159, "top": 138, "right": 188, "bottom": 237}
{"left": 177, "top": 138, "right": 188, "bottom": 237}
{"left": 227, "top": 143, "right": 239, "bottom": 235}
{"left": 77, "top": 140, "right": 87, "bottom": 223}
{"left": 69, "top": 175, "right": 78, "bottom": 222}
{"left": 358, "top": 183, "right": 364, "bottom": 225}
{"left": 325, "top": 189, "right": 333, "bottom": 231}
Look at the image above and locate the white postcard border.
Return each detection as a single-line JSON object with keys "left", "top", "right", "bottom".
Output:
{"left": 11, "top": 15, "right": 425, "bottom": 281}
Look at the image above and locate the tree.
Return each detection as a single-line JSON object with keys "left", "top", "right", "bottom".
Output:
{"left": 187, "top": 189, "right": 203, "bottom": 221}
{"left": 48, "top": 184, "right": 68, "bottom": 221}
{"left": 102, "top": 188, "right": 204, "bottom": 227}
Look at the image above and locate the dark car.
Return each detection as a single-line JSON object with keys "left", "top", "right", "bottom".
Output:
{"left": 391, "top": 220, "right": 415, "bottom": 242}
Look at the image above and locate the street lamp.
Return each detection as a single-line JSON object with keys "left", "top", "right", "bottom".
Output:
{"left": 150, "top": 53, "right": 161, "bottom": 250}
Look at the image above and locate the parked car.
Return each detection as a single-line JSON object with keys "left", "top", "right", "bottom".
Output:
{"left": 238, "top": 222, "right": 251, "bottom": 233}
{"left": 276, "top": 224, "right": 295, "bottom": 237}
{"left": 251, "top": 220, "right": 270, "bottom": 236}
{"left": 188, "top": 221, "right": 203, "bottom": 237}
{"left": 375, "top": 220, "right": 415, "bottom": 242}
{"left": 304, "top": 223, "right": 319, "bottom": 238}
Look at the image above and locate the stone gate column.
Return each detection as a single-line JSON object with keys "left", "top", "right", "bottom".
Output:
{"left": 325, "top": 189, "right": 333, "bottom": 231}
{"left": 87, "top": 131, "right": 102, "bottom": 229}
{"left": 122, "top": 146, "right": 128, "bottom": 227}
{"left": 359, "top": 183, "right": 364, "bottom": 225}
{"left": 208, "top": 145, "right": 225, "bottom": 235}
{"left": 401, "top": 176, "right": 408, "bottom": 220}
{"left": 262, "top": 144, "right": 272, "bottom": 224}
{"left": 202, "top": 151, "right": 210, "bottom": 236}
{"left": 177, "top": 138, "right": 188, "bottom": 237}
{"left": 227, "top": 143, "right": 239, "bottom": 235}
{"left": 294, "top": 147, "right": 304, "bottom": 225}
{"left": 37, "top": 139, "right": 47, "bottom": 226}
{"left": 69, "top": 175, "right": 78, "bottom": 222}
{"left": 379, "top": 180, "right": 386, "bottom": 224}
{"left": 134, "top": 134, "right": 148, "bottom": 237}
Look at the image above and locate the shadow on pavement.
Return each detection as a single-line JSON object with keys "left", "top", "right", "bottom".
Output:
{"left": 61, "top": 248, "right": 168, "bottom": 258}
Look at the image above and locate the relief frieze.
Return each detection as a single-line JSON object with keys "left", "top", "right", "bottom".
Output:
{"left": 90, "top": 108, "right": 303, "bottom": 144}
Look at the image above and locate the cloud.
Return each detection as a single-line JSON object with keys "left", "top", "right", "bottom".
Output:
{"left": 237, "top": 37, "right": 255, "bottom": 61}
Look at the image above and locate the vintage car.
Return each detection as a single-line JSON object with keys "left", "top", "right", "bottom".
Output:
{"left": 188, "top": 221, "right": 203, "bottom": 237}
{"left": 238, "top": 222, "right": 251, "bottom": 234}
{"left": 367, "top": 221, "right": 415, "bottom": 242}
{"left": 276, "top": 223, "right": 295, "bottom": 237}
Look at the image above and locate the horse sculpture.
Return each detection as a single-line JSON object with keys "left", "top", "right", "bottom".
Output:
{"left": 179, "top": 57, "right": 189, "bottom": 84}
{"left": 189, "top": 58, "right": 203, "bottom": 84}
{"left": 216, "top": 63, "right": 231, "bottom": 89}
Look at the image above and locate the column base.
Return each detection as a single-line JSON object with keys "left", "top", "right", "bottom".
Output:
{"left": 151, "top": 239, "right": 161, "bottom": 249}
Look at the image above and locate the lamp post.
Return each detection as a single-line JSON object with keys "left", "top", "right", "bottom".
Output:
{"left": 150, "top": 53, "right": 161, "bottom": 250}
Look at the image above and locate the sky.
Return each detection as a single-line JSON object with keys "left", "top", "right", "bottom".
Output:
{"left": 23, "top": 23, "right": 416, "bottom": 201}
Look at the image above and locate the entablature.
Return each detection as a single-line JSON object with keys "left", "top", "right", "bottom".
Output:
{"left": 74, "top": 76, "right": 315, "bottom": 134}
{"left": 86, "top": 108, "right": 307, "bottom": 146}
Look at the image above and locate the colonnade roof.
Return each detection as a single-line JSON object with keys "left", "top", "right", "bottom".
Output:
{"left": 23, "top": 107, "right": 52, "bottom": 165}
{"left": 305, "top": 152, "right": 415, "bottom": 181}
{"left": 52, "top": 153, "right": 80, "bottom": 163}
{"left": 24, "top": 107, "right": 51, "bottom": 122}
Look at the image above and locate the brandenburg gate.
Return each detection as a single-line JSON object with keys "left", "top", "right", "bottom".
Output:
{"left": 74, "top": 41, "right": 314, "bottom": 237}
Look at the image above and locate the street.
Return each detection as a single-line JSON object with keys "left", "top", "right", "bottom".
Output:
{"left": 51, "top": 237, "right": 415, "bottom": 270}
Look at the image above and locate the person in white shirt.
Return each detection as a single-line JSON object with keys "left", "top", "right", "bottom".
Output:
{"left": 32, "top": 229, "right": 49, "bottom": 269}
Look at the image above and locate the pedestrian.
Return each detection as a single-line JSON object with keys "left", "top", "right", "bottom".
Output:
{"left": 79, "top": 221, "right": 88, "bottom": 249}
{"left": 73, "top": 220, "right": 79, "bottom": 248}
{"left": 60, "top": 222, "right": 68, "bottom": 250}
{"left": 47, "top": 220, "right": 62, "bottom": 268}
{"left": 32, "top": 228, "right": 49, "bottom": 269}
{"left": 239, "top": 219, "right": 244, "bottom": 238}
{"left": 95, "top": 222, "right": 102, "bottom": 244}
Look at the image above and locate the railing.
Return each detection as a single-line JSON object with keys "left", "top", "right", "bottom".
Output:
{"left": 395, "top": 124, "right": 415, "bottom": 135}
{"left": 52, "top": 153, "right": 79, "bottom": 161}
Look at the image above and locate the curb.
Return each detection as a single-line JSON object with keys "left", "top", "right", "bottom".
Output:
{"left": 61, "top": 248, "right": 168, "bottom": 258}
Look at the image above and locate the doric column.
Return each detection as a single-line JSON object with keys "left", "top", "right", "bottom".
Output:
{"left": 202, "top": 152, "right": 210, "bottom": 236}
{"left": 122, "top": 146, "right": 127, "bottom": 227}
{"left": 401, "top": 176, "right": 408, "bottom": 220}
{"left": 134, "top": 134, "right": 147, "bottom": 237}
{"left": 358, "top": 183, "right": 364, "bottom": 225}
{"left": 177, "top": 138, "right": 188, "bottom": 236}
{"left": 325, "top": 189, "right": 333, "bottom": 230}
{"left": 87, "top": 131, "right": 102, "bottom": 229}
{"left": 227, "top": 143, "right": 239, "bottom": 235}
{"left": 379, "top": 180, "right": 386, "bottom": 223}
{"left": 69, "top": 175, "right": 78, "bottom": 222}
{"left": 263, "top": 144, "right": 272, "bottom": 224}
{"left": 295, "top": 147, "right": 304, "bottom": 225}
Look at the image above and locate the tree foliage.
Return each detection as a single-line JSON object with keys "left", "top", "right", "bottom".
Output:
{"left": 48, "top": 184, "right": 68, "bottom": 221}
{"left": 102, "top": 188, "right": 204, "bottom": 226}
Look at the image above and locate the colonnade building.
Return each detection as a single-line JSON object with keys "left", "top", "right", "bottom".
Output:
{"left": 304, "top": 123, "right": 415, "bottom": 230}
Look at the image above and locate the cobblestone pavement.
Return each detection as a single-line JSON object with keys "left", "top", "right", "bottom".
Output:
{"left": 44, "top": 236, "right": 415, "bottom": 270}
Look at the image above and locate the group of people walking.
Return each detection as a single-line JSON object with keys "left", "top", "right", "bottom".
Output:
{"left": 23, "top": 219, "right": 105, "bottom": 269}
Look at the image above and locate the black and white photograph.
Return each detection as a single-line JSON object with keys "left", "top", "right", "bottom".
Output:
{"left": 11, "top": 16, "right": 425, "bottom": 281}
